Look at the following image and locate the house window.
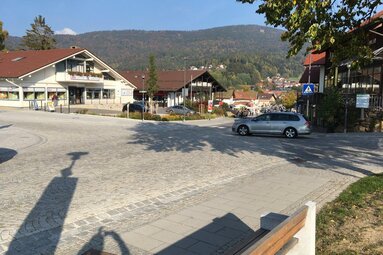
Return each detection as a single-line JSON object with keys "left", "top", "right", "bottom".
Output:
{"left": 93, "top": 89, "right": 100, "bottom": 99}
{"left": 47, "top": 88, "right": 67, "bottom": 100}
{"left": 103, "top": 73, "right": 115, "bottom": 81}
{"left": 102, "top": 89, "right": 115, "bottom": 99}
{"left": 0, "top": 87, "right": 19, "bottom": 100}
{"left": 22, "top": 88, "right": 45, "bottom": 100}
{"left": 368, "top": 38, "right": 376, "bottom": 45}
{"left": 86, "top": 62, "right": 94, "bottom": 72}
{"left": 86, "top": 88, "right": 102, "bottom": 99}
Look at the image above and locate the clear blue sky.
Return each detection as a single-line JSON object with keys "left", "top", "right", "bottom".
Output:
{"left": 1, "top": 0, "right": 265, "bottom": 36}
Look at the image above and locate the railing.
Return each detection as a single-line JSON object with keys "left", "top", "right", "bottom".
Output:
{"left": 56, "top": 72, "right": 104, "bottom": 83}
{"left": 370, "top": 95, "right": 383, "bottom": 111}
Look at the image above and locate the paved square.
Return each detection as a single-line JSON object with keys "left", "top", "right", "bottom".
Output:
{"left": 0, "top": 109, "right": 382, "bottom": 254}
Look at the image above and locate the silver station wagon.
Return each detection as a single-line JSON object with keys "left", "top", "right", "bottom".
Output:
{"left": 232, "top": 112, "right": 311, "bottom": 138}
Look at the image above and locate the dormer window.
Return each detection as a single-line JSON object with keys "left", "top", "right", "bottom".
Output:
{"left": 86, "top": 62, "right": 94, "bottom": 72}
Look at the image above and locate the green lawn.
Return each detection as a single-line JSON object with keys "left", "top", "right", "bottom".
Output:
{"left": 316, "top": 174, "right": 383, "bottom": 255}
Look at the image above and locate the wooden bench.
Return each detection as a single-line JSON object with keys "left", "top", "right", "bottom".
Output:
{"left": 225, "top": 201, "right": 316, "bottom": 255}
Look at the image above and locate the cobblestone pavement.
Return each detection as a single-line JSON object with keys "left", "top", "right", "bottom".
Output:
{"left": 0, "top": 108, "right": 382, "bottom": 254}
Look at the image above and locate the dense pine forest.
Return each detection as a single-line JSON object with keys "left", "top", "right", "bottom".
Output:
{"left": 5, "top": 25, "right": 304, "bottom": 88}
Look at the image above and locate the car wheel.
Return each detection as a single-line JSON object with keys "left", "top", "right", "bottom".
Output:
{"left": 284, "top": 127, "right": 297, "bottom": 138}
{"left": 237, "top": 125, "right": 249, "bottom": 136}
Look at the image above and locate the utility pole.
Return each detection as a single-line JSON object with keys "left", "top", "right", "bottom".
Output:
{"left": 142, "top": 75, "right": 145, "bottom": 121}
{"left": 307, "top": 52, "right": 312, "bottom": 117}
{"left": 344, "top": 64, "right": 351, "bottom": 133}
{"left": 183, "top": 57, "right": 187, "bottom": 122}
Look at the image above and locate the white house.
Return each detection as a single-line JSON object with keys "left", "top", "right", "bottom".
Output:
{"left": 0, "top": 48, "right": 136, "bottom": 108}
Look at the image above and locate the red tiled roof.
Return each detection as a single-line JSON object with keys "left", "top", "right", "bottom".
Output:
{"left": 356, "top": 9, "right": 383, "bottom": 30}
{"left": 120, "top": 70, "right": 224, "bottom": 91}
{"left": 303, "top": 52, "right": 326, "bottom": 66}
{"left": 233, "top": 90, "right": 257, "bottom": 100}
{"left": 0, "top": 48, "right": 85, "bottom": 78}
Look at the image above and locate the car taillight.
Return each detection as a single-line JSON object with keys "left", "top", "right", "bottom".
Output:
{"left": 305, "top": 121, "right": 311, "bottom": 128}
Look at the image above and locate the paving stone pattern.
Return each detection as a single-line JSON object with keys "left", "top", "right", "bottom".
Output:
{"left": 0, "top": 109, "right": 382, "bottom": 254}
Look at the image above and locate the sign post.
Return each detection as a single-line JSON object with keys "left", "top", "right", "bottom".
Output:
{"left": 356, "top": 94, "right": 370, "bottom": 121}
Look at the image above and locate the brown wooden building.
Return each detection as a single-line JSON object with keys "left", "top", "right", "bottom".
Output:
{"left": 120, "top": 70, "right": 226, "bottom": 107}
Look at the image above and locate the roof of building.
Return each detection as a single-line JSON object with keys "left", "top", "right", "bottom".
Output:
{"left": 220, "top": 89, "right": 234, "bottom": 99}
{"left": 0, "top": 48, "right": 85, "bottom": 78}
{"left": 233, "top": 90, "right": 258, "bottom": 100}
{"left": 257, "top": 93, "right": 275, "bottom": 100}
{"left": 355, "top": 9, "right": 383, "bottom": 30}
{"left": 120, "top": 70, "right": 226, "bottom": 92}
{"left": 303, "top": 52, "right": 326, "bottom": 66}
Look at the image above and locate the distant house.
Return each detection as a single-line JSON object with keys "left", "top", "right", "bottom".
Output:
{"left": 219, "top": 89, "right": 234, "bottom": 105}
{"left": 233, "top": 90, "right": 258, "bottom": 101}
{"left": 120, "top": 70, "right": 226, "bottom": 107}
{"left": 257, "top": 93, "right": 276, "bottom": 106}
{"left": 0, "top": 48, "right": 135, "bottom": 108}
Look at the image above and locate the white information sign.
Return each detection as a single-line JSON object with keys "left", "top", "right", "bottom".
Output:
{"left": 356, "top": 94, "right": 370, "bottom": 109}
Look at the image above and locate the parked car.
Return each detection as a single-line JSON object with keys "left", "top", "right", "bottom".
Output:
{"left": 232, "top": 112, "right": 311, "bottom": 138}
{"left": 165, "top": 105, "right": 195, "bottom": 115}
{"left": 122, "top": 102, "right": 148, "bottom": 113}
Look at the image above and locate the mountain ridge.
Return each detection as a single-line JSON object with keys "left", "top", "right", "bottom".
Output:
{"left": 5, "top": 25, "right": 303, "bottom": 87}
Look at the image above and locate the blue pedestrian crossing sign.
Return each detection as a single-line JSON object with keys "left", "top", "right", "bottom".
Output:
{"left": 302, "top": 84, "right": 315, "bottom": 95}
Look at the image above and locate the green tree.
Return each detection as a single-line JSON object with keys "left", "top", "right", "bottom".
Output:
{"left": 0, "top": 20, "right": 8, "bottom": 51}
{"left": 147, "top": 55, "right": 158, "bottom": 114}
{"left": 317, "top": 87, "right": 343, "bottom": 132}
{"left": 22, "top": 15, "right": 56, "bottom": 50}
{"left": 237, "top": 0, "right": 381, "bottom": 65}
{"left": 281, "top": 91, "right": 297, "bottom": 109}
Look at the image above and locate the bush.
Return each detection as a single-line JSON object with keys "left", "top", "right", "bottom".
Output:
{"left": 212, "top": 107, "right": 226, "bottom": 116}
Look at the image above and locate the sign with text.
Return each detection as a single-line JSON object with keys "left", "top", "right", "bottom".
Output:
{"left": 356, "top": 94, "right": 370, "bottom": 108}
{"left": 121, "top": 89, "right": 132, "bottom": 96}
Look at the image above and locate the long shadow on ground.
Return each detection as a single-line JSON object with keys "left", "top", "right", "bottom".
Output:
{"left": 128, "top": 122, "right": 383, "bottom": 177}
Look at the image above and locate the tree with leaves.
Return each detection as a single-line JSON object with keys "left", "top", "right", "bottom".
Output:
{"left": 237, "top": 0, "right": 381, "bottom": 66}
{"left": 281, "top": 91, "right": 297, "bottom": 109}
{"left": 147, "top": 55, "right": 158, "bottom": 114}
{"left": 0, "top": 20, "right": 8, "bottom": 51}
{"left": 22, "top": 15, "right": 56, "bottom": 50}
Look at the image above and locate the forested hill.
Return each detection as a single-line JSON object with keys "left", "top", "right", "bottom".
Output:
{"left": 5, "top": 25, "right": 304, "bottom": 87}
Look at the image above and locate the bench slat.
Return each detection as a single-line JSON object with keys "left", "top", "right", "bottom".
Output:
{"left": 242, "top": 205, "right": 308, "bottom": 255}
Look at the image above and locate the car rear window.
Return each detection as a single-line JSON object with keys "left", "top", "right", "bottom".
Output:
{"left": 288, "top": 115, "right": 300, "bottom": 121}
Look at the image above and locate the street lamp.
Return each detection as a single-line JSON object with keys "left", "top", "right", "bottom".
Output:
{"left": 344, "top": 63, "right": 351, "bottom": 133}
{"left": 142, "top": 75, "right": 145, "bottom": 121}
{"left": 183, "top": 57, "right": 187, "bottom": 122}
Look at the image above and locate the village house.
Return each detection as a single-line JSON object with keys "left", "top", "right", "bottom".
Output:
{"left": 0, "top": 48, "right": 135, "bottom": 109}
{"left": 299, "top": 10, "right": 383, "bottom": 128}
{"left": 120, "top": 70, "right": 226, "bottom": 107}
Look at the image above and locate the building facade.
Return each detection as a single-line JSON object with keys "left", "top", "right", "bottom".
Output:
{"left": 0, "top": 48, "right": 135, "bottom": 108}
{"left": 121, "top": 70, "right": 226, "bottom": 107}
